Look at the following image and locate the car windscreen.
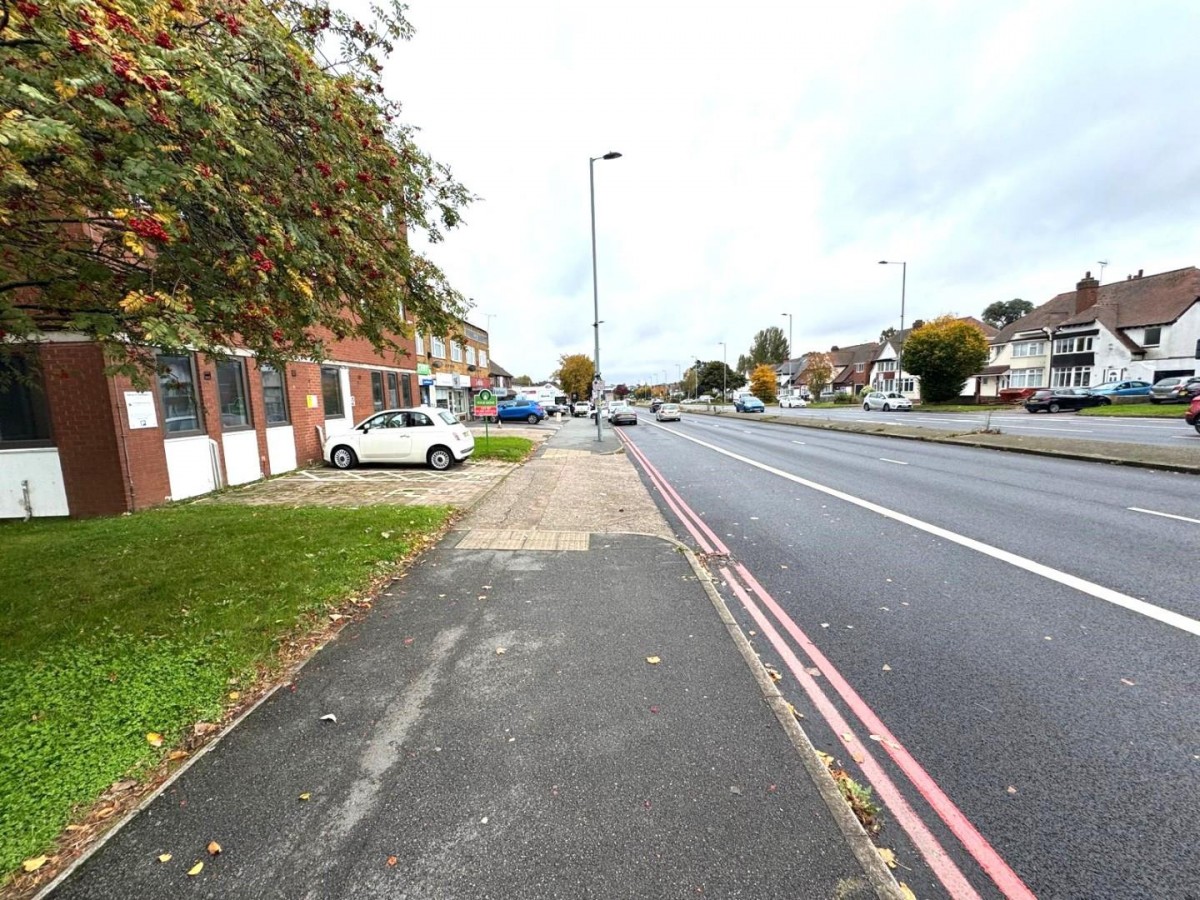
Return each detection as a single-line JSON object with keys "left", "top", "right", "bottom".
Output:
{"left": 437, "top": 411, "right": 458, "bottom": 425}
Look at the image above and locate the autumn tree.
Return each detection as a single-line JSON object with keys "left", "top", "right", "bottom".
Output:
{"left": 511, "top": 374, "right": 533, "bottom": 387}
{"left": 0, "top": 0, "right": 472, "bottom": 382}
{"left": 981, "top": 299, "right": 1033, "bottom": 329}
{"left": 803, "top": 351, "right": 833, "bottom": 398}
{"left": 749, "top": 363, "right": 777, "bottom": 403}
{"left": 902, "top": 315, "right": 990, "bottom": 402}
{"left": 553, "top": 353, "right": 593, "bottom": 402}
{"left": 613, "top": 383, "right": 629, "bottom": 400}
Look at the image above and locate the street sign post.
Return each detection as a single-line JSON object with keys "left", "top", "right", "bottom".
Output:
{"left": 473, "top": 388, "right": 497, "bottom": 440}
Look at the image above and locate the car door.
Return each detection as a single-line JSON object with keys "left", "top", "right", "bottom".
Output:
{"left": 405, "top": 410, "right": 438, "bottom": 458}
{"left": 358, "top": 411, "right": 412, "bottom": 463}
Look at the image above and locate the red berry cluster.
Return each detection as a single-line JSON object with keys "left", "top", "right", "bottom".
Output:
{"left": 128, "top": 217, "right": 170, "bottom": 242}
{"left": 214, "top": 11, "right": 242, "bottom": 36}
{"left": 356, "top": 171, "right": 373, "bottom": 184}
{"left": 16, "top": 1, "right": 40, "bottom": 18}
{"left": 170, "top": 0, "right": 186, "bottom": 10}
{"left": 254, "top": 234, "right": 270, "bottom": 247}
{"left": 315, "top": 161, "right": 332, "bottom": 177}
{"left": 68, "top": 30, "right": 89, "bottom": 53}
{"left": 332, "top": 179, "right": 348, "bottom": 194}
{"left": 105, "top": 10, "right": 141, "bottom": 38}
{"left": 155, "top": 31, "right": 175, "bottom": 49}
{"left": 250, "top": 250, "right": 275, "bottom": 273}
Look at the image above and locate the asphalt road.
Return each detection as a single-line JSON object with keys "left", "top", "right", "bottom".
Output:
{"left": 718, "top": 403, "right": 1197, "bottom": 447}
{"left": 617, "top": 411, "right": 1200, "bottom": 900}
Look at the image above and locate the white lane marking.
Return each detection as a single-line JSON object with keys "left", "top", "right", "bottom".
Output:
{"left": 879, "top": 458, "right": 908, "bottom": 465}
{"left": 1005, "top": 425, "right": 1095, "bottom": 433}
{"left": 663, "top": 427, "right": 1200, "bottom": 636}
{"left": 791, "top": 440, "right": 806, "bottom": 445}
{"left": 1128, "top": 507, "right": 1200, "bottom": 525}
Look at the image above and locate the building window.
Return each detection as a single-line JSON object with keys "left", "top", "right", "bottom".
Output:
{"left": 896, "top": 377, "right": 915, "bottom": 393}
{"left": 1051, "top": 366, "right": 1092, "bottom": 388}
{"left": 215, "top": 359, "right": 251, "bottom": 429}
{"left": 415, "top": 333, "right": 424, "bottom": 356}
{"left": 1012, "top": 341, "right": 1046, "bottom": 358}
{"left": 479, "top": 349, "right": 488, "bottom": 368}
{"left": 0, "top": 356, "right": 52, "bottom": 446}
{"left": 387, "top": 372, "right": 400, "bottom": 407}
{"left": 158, "top": 353, "right": 204, "bottom": 436}
{"left": 451, "top": 341, "right": 463, "bottom": 363}
{"left": 371, "top": 371, "right": 385, "bottom": 411}
{"left": 321, "top": 366, "right": 344, "bottom": 418}
{"left": 467, "top": 347, "right": 476, "bottom": 367}
{"left": 430, "top": 336, "right": 446, "bottom": 358}
{"left": 260, "top": 364, "right": 289, "bottom": 425}
{"left": 1008, "top": 367, "right": 1044, "bottom": 388}
{"left": 876, "top": 360, "right": 895, "bottom": 373}
{"left": 1143, "top": 326, "right": 1162, "bottom": 347}
{"left": 1053, "top": 335, "right": 1093, "bottom": 354}
{"left": 401, "top": 373, "right": 413, "bottom": 406}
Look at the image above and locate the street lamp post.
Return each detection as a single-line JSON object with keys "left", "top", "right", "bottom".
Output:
{"left": 878, "top": 261, "right": 907, "bottom": 396}
{"left": 781, "top": 312, "right": 793, "bottom": 398}
{"left": 719, "top": 342, "right": 727, "bottom": 405}
{"left": 590, "top": 151, "right": 622, "bottom": 441}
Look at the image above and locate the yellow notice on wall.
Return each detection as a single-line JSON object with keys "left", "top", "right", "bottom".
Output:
{"left": 306, "top": 394, "right": 319, "bottom": 409}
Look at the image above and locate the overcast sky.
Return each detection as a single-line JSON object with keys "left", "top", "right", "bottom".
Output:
{"left": 359, "top": 0, "right": 1200, "bottom": 386}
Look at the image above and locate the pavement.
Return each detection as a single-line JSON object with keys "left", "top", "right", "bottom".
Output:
{"left": 41, "top": 416, "right": 903, "bottom": 900}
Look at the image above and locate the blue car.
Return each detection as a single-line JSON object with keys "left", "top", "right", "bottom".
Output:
{"left": 733, "top": 395, "right": 765, "bottom": 413}
{"left": 496, "top": 398, "right": 546, "bottom": 423}
{"left": 1087, "top": 380, "right": 1151, "bottom": 403}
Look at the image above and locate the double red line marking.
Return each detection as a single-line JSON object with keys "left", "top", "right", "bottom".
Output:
{"left": 617, "top": 424, "right": 1035, "bottom": 900}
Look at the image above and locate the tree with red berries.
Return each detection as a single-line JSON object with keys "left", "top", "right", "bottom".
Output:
{"left": 0, "top": 0, "right": 472, "bottom": 381}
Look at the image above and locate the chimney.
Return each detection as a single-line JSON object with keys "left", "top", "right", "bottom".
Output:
{"left": 1137, "top": 269, "right": 1143, "bottom": 278}
{"left": 1075, "top": 271, "right": 1100, "bottom": 314}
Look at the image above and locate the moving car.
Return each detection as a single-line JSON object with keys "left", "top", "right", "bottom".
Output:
{"left": 862, "top": 391, "right": 912, "bottom": 412}
{"left": 1023, "top": 388, "right": 1103, "bottom": 413}
{"left": 655, "top": 403, "right": 681, "bottom": 422}
{"left": 779, "top": 395, "right": 808, "bottom": 408}
{"left": 497, "top": 398, "right": 547, "bottom": 423}
{"left": 572, "top": 401, "right": 592, "bottom": 417}
{"left": 1186, "top": 395, "right": 1200, "bottom": 434}
{"left": 733, "top": 395, "right": 765, "bottom": 413}
{"left": 1149, "top": 375, "right": 1200, "bottom": 403}
{"left": 609, "top": 404, "right": 638, "bottom": 425}
{"left": 324, "top": 407, "right": 474, "bottom": 471}
{"left": 1087, "top": 380, "right": 1151, "bottom": 402}
{"left": 649, "top": 399, "right": 663, "bottom": 413}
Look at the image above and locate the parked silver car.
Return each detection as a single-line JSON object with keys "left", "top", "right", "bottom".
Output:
{"left": 862, "top": 391, "right": 912, "bottom": 412}
{"left": 1149, "top": 375, "right": 1200, "bottom": 403}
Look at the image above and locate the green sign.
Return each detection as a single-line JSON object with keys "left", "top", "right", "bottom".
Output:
{"left": 475, "top": 388, "right": 495, "bottom": 404}
{"left": 416, "top": 363, "right": 432, "bottom": 376}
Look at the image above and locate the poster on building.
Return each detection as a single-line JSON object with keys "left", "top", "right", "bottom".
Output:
{"left": 124, "top": 391, "right": 158, "bottom": 429}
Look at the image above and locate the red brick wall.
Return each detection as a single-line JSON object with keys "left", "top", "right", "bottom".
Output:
{"left": 286, "top": 362, "right": 325, "bottom": 466}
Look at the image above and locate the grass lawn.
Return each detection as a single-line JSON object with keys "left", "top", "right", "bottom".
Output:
{"left": 1079, "top": 402, "right": 1188, "bottom": 418}
{"left": 470, "top": 435, "right": 534, "bottom": 462}
{"left": 0, "top": 504, "right": 450, "bottom": 878}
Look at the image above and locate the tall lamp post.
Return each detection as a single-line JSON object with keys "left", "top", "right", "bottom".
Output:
{"left": 878, "top": 261, "right": 907, "bottom": 396}
{"left": 781, "top": 312, "right": 793, "bottom": 397}
{"left": 590, "top": 150, "right": 622, "bottom": 441}
{"left": 718, "top": 341, "right": 727, "bottom": 404}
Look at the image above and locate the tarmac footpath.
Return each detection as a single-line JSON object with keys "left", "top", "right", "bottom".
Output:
{"left": 46, "top": 419, "right": 900, "bottom": 899}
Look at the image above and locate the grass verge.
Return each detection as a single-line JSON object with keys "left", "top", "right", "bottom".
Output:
{"left": 0, "top": 503, "right": 450, "bottom": 882}
{"left": 1079, "top": 402, "right": 1188, "bottom": 418}
{"left": 471, "top": 435, "right": 534, "bottom": 462}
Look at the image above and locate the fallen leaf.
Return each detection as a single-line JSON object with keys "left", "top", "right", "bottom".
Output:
{"left": 646, "top": 656, "right": 661, "bottom": 665}
{"left": 842, "top": 732, "right": 853, "bottom": 742}
{"left": 22, "top": 856, "right": 47, "bottom": 873}
{"left": 193, "top": 722, "right": 219, "bottom": 737}
{"left": 495, "top": 647, "right": 506, "bottom": 655}
{"left": 386, "top": 855, "right": 398, "bottom": 867}
{"left": 380, "top": 531, "right": 392, "bottom": 539}
{"left": 480, "top": 816, "right": 489, "bottom": 824}
{"left": 187, "top": 861, "right": 204, "bottom": 876}
{"left": 111, "top": 778, "right": 138, "bottom": 793}
{"left": 765, "top": 667, "right": 782, "bottom": 681}
{"left": 228, "top": 691, "right": 240, "bottom": 701}
{"left": 482, "top": 585, "right": 492, "bottom": 589}
{"left": 898, "top": 882, "right": 917, "bottom": 900}
{"left": 649, "top": 706, "right": 660, "bottom": 714}
{"left": 299, "top": 792, "right": 311, "bottom": 801}
{"left": 320, "top": 714, "right": 337, "bottom": 724}
{"left": 207, "top": 841, "right": 221, "bottom": 856}
{"left": 328, "top": 614, "right": 345, "bottom": 622}
{"left": 878, "top": 847, "right": 898, "bottom": 869}
{"left": 729, "top": 785, "right": 742, "bottom": 795}
{"left": 167, "top": 750, "right": 189, "bottom": 761}
{"left": 816, "top": 750, "right": 834, "bottom": 767}
{"left": 146, "top": 732, "right": 164, "bottom": 747}
{"left": 820, "top": 623, "right": 830, "bottom": 628}
{"left": 478, "top": 595, "right": 488, "bottom": 601}
{"left": 852, "top": 751, "right": 864, "bottom": 763}
{"left": 1007, "top": 786, "right": 1017, "bottom": 794}
{"left": 403, "top": 637, "right": 414, "bottom": 645}
{"left": 1044, "top": 636, "right": 1052, "bottom": 641}
{"left": 1121, "top": 678, "right": 1136, "bottom": 686}
{"left": 158, "top": 853, "right": 172, "bottom": 863}
{"left": 881, "top": 664, "right": 892, "bottom": 672}
{"left": 805, "top": 667, "right": 821, "bottom": 677}
{"left": 868, "top": 734, "right": 882, "bottom": 742}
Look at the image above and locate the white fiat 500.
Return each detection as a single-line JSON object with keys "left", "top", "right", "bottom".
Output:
{"left": 323, "top": 407, "right": 474, "bottom": 471}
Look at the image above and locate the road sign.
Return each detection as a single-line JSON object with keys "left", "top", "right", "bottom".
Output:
{"left": 473, "top": 388, "right": 497, "bottom": 418}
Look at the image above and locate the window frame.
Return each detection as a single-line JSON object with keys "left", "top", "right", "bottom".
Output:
{"left": 1008, "top": 366, "right": 1044, "bottom": 388}
{"left": 157, "top": 353, "right": 205, "bottom": 438}
{"left": 479, "top": 349, "right": 488, "bottom": 368}
{"left": 1143, "top": 326, "right": 1162, "bottom": 347}
{"left": 259, "top": 363, "right": 290, "bottom": 426}
{"left": 1011, "top": 340, "right": 1046, "bottom": 358}
{"left": 215, "top": 358, "right": 253, "bottom": 431}
{"left": 386, "top": 372, "right": 400, "bottom": 408}
{"left": 321, "top": 366, "right": 345, "bottom": 419}
{"left": 467, "top": 346, "right": 477, "bottom": 367}
{"left": 1050, "top": 365, "right": 1092, "bottom": 388}
{"left": 415, "top": 333, "right": 425, "bottom": 356}
{"left": 1053, "top": 335, "right": 1094, "bottom": 354}
{"left": 371, "top": 371, "right": 385, "bottom": 412}
{"left": 451, "top": 341, "right": 463, "bottom": 363}
{"left": 430, "top": 336, "right": 446, "bottom": 358}
{"left": 0, "top": 355, "right": 53, "bottom": 448}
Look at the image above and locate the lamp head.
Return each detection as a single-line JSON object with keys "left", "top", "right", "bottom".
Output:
{"left": 602, "top": 151, "right": 622, "bottom": 160}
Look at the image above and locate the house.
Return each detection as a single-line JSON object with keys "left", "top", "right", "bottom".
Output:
{"left": 871, "top": 317, "right": 996, "bottom": 400}
{"left": 986, "top": 268, "right": 1200, "bottom": 398}
{"left": 488, "top": 361, "right": 514, "bottom": 399}
{"left": 832, "top": 342, "right": 880, "bottom": 396}
{"left": 413, "top": 319, "right": 492, "bottom": 416}
{"left": 775, "top": 356, "right": 807, "bottom": 396}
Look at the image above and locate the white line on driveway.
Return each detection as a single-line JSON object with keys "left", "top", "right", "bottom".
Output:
{"left": 661, "top": 426, "right": 1200, "bottom": 636}
{"left": 1128, "top": 507, "right": 1200, "bottom": 525}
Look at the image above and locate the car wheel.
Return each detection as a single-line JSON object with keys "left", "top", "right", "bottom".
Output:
{"left": 863, "top": 403, "right": 870, "bottom": 411}
{"left": 331, "top": 446, "right": 357, "bottom": 469}
{"left": 1195, "top": 422, "right": 1200, "bottom": 435}
{"left": 427, "top": 446, "right": 453, "bottom": 471}
{"left": 1099, "top": 397, "right": 1111, "bottom": 406}
{"left": 1049, "top": 402, "right": 1061, "bottom": 413}
{"left": 526, "top": 413, "right": 539, "bottom": 424}
{"left": 1150, "top": 398, "right": 1161, "bottom": 404}
{"left": 882, "top": 403, "right": 891, "bottom": 411}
